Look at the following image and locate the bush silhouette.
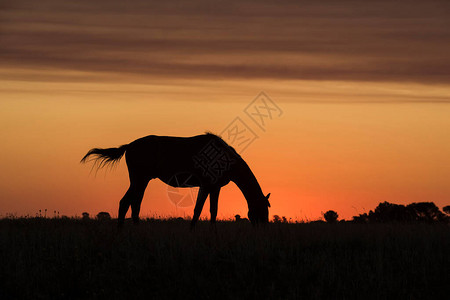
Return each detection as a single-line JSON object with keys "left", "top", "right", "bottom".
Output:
{"left": 272, "top": 215, "right": 282, "bottom": 223}
{"left": 234, "top": 214, "right": 250, "bottom": 223}
{"left": 96, "top": 212, "right": 111, "bottom": 221}
{"left": 323, "top": 210, "right": 339, "bottom": 223}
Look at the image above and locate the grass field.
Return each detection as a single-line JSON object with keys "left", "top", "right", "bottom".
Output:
{"left": 0, "top": 218, "right": 448, "bottom": 299}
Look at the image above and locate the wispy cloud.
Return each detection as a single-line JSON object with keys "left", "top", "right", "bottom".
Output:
{"left": 1, "top": 0, "right": 449, "bottom": 83}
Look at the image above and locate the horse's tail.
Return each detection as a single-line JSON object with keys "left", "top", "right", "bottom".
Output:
{"left": 80, "top": 144, "right": 128, "bottom": 170}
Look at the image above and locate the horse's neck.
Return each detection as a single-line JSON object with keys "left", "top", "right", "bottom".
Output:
{"left": 231, "top": 159, "right": 264, "bottom": 209}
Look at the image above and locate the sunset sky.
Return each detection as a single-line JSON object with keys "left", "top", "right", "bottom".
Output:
{"left": 1, "top": 0, "right": 449, "bottom": 220}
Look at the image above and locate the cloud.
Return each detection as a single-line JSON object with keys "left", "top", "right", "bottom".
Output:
{"left": 1, "top": 0, "right": 449, "bottom": 84}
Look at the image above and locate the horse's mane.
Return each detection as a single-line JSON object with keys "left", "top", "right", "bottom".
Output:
{"left": 204, "top": 131, "right": 242, "bottom": 159}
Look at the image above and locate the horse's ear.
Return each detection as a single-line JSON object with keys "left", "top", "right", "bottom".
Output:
{"left": 266, "top": 193, "right": 271, "bottom": 207}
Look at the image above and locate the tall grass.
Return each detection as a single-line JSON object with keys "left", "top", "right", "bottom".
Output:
{"left": 0, "top": 218, "right": 448, "bottom": 299}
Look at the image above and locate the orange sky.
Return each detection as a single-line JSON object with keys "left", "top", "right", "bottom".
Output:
{"left": 1, "top": 0, "right": 449, "bottom": 220}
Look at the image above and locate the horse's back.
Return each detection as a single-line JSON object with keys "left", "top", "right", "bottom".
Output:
{"left": 128, "top": 134, "right": 214, "bottom": 156}
{"left": 124, "top": 134, "right": 233, "bottom": 183}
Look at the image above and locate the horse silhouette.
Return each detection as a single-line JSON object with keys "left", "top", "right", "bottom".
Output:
{"left": 81, "top": 133, "right": 270, "bottom": 227}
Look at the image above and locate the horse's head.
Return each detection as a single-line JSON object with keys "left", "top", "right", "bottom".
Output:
{"left": 248, "top": 193, "right": 271, "bottom": 224}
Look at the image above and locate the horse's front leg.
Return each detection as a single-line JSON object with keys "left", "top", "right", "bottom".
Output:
{"left": 209, "top": 187, "right": 220, "bottom": 224}
{"left": 190, "top": 187, "right": 209, "bottom": 230}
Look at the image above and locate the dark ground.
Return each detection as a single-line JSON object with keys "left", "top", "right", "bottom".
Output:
{"left": 0, "top": 218, "right": 448, "bottom": 299}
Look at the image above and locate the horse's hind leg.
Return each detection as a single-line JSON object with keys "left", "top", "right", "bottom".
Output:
{"left": 131, "top": 180, "right": 148, "bottom": 224}
{"left": 130, "top": 180, "right": 148, "bottom": 224}
{"left": 118, "top": 178, "right": 149, "bottom": 227}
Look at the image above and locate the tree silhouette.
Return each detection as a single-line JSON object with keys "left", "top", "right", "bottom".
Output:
{"left": 407, "top": 202, "right": 445, "bottom": 223}
{"left": 369, "top": 202, "right": 414, "bottom": 222}
{"left": 351, "top": 201, "right": 448, "bottom": 224}
{"left": 352, "top": 213, "right": 369, "bottom": 223}
{"left": 323, "top": 210, "right": 339, "bottom": 223}
{"left": 443, "top": 205, "right": 450, "bottom": 215}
